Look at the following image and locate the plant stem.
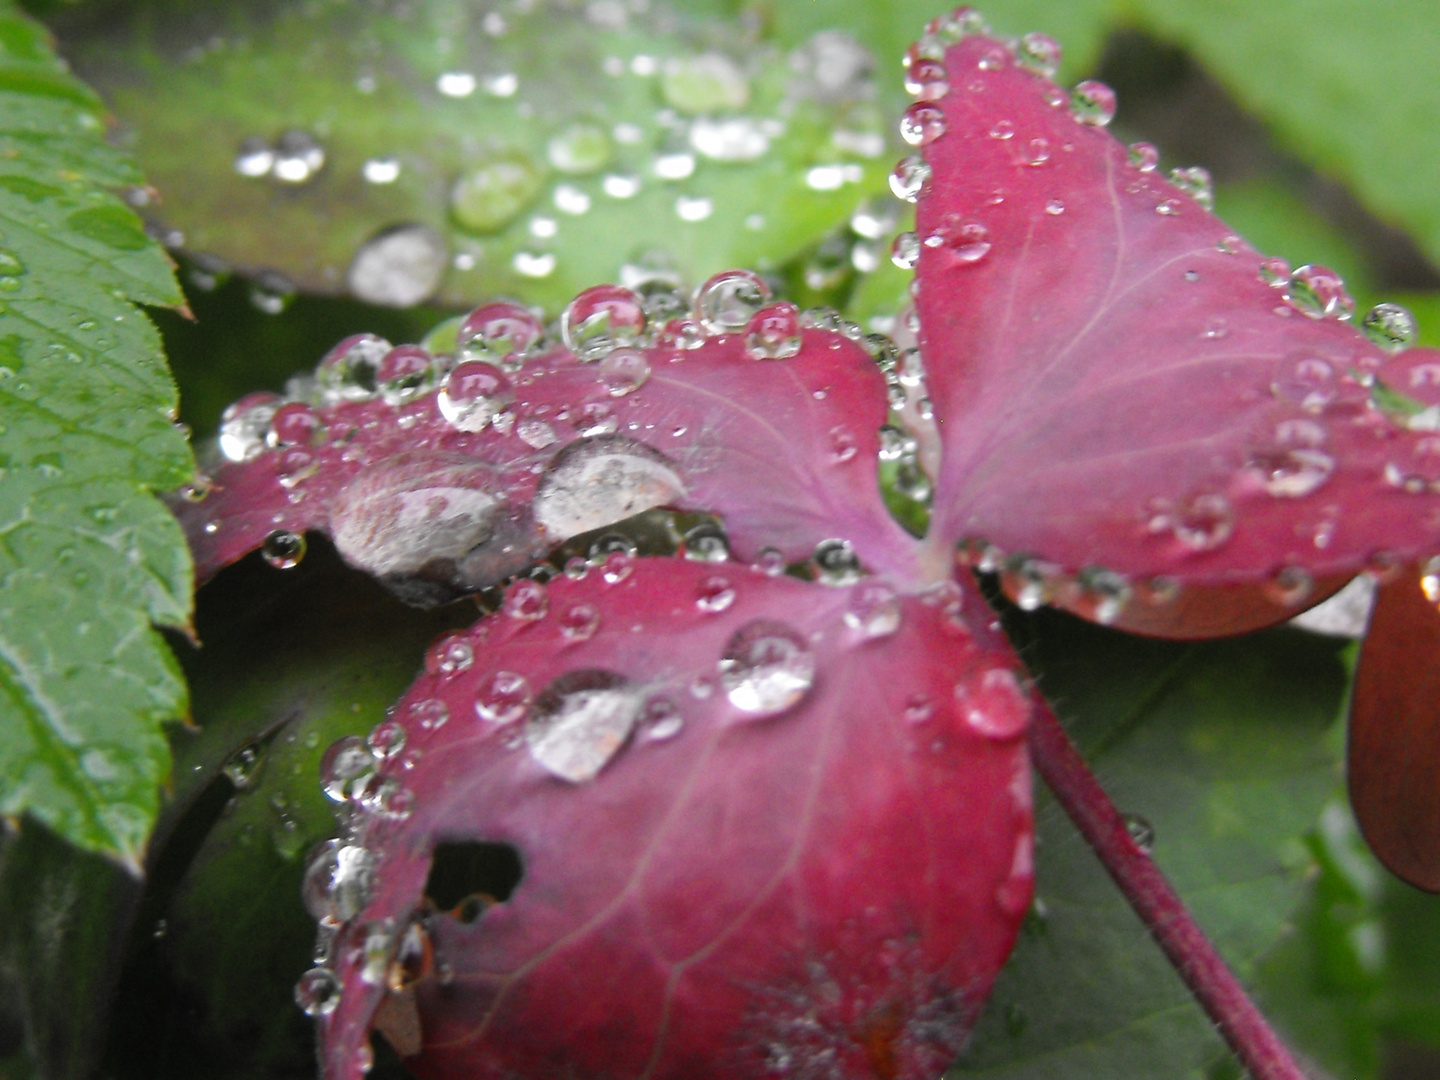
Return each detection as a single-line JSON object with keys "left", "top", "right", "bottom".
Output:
{"left": 1027, "top": 697, "right": 1308, "bottom": 1080}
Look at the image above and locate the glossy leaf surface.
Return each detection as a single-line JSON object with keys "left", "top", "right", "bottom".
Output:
{"left": 913, "top": 35, "right": 1440, "bottom": 598}
{"left": 174, "top": 309, "right": 920, "bottom": 598}
{"left": 311, "top": 559, "right": 1032, "bottom": 1079}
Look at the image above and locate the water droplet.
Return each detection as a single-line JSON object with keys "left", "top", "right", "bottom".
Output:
{"left": 362, "top": 155, "right": 401, "bottom": 184}
{"left": 302, "top": 840, "right": 376, "bottom": 922}
{"left": 503, "top": 578, "right": 549, "bottom": 620}
{"left": 744, "top": 302, "right": 803, "bottom": 360}
{"left": 553, "top": 183, "right": 591, "bottom": 215}
{"left": 1265, "top": 565, "right": 1314, "bottom": 607}
{"left": 1272, "top": 356, "right": 1336, "bottom": 412}
{"left": 222, "top": 741, "right": 263, "bottom": 789}
{"left": 1173, "top": 493, "right": 1234, "bottom": 551}
{"left": 1202, "top": 316, "right": 1228, "bottom": 340}
{"left": 696, "top": 270, "right": 771, "bottom": 332}
{"left": 234, "top": 135, "right": 274, "bottom": 177}
{"left": 367, "top": 720, "right": 407, "bottom": 761}
{"left": 559, "top": 602, "right": 601, "bottom": 641}
{"left": 1044, "top": 198, "right": 1065, "bottom": 215}
{"left": 1069, "top": 80, "right": 1116, "bottom": 126}
{"left": 1286, "top": 264, "right": 1354, "bottom": 320}
{"left": 451, "top": 151, "right": 544, "bottom": 233}
{"left": 295, "top": 967, "right": 341, "bottom": 1016}
{"left": 1155, "top": 198, "right": 1181, "bottom": 216}
{"left": 526, "top": 670, "right": 639, "bottom": 782}
{"left": 683, "top": 522, "right": 731, "bottom": 562}
{"left": 517, "top": 418, "right": 557, "bottom": 449}
{"left": 272, "top": 130, "right": 325, "bottom": 183}
{"left": 1247, "top": 447, "right": 1335, "bottom": 498}
{"left": 562, "top": 284, "right": 647, "bottom": 360}
{"left": 891, "top": 231, "right": 921, "bottom": 270}
{"left": 317, "top": 334, "right": 390, "bottom": 402}
{"left": 889, "top": 155, "right": 932, "bottom": 203}
{"left": 828, "top": 425, "right": 858, "bottom": 464}
{"left": 935, "top": 220, "right": 991, "bottom": 263}
{"left": 459, "top": 302, "right": 545, "bottom": 369}
{"left": 1168, "top": 166, "right": 1213, "bottom": 210}
{"left": 639, "top": 696, "right": 684, "bottom": 741}
{"left": 348, "top": 224, "right": 447, "bottom": 308}
{"left": 900, "top": 102, "right": 947, "bottom": 146}
{"left": 844, "top": 581, "right": 901, "bottom": 638}
{"left": 597, "top": 348, "right": 650, "bottom": 396}
{"left": 475, "top": 670, "right": 533, "bottom": 725}
{"left": 547, "top": 121, "right": 613, "bottom": 174}
{"left": 409, "top": 698, "right": 449, "bottom": 731}
{"left": 428, "top": 635, "right": 474, "bottom": 676}
{"left": 375, "top": 344, "right": 434, "bottom": 406}
{"left": 689, "top": 116, "right": 770, "bottom": 162}
{"left": 438, "top": 361, "right": 513, "bottom": 431}
{"left": 320, "top": 737, "right": 373, "bottom": 803}
{"left": 262, "top": 530, "right": 306, "bottom": 569}
{"left": 1021, "top": 137, "right": 1052, "bottom": 166}
{"left": 512, "top": 251, "right": 556, "bottom": 277}
{"left": 904, "top": 59, "right": 949, "bottom": 100}
{"left": 534, "top": 436, "right": 685, "bottom": 541}
{"left": 696, "top": 575, "right": 737, "bottom": 612}
{"left": 1076, "top": 567, "right": 1131, "bottom": 625}
{"left": 977, "top": 45, "right": 1010, "bottom": 71}
{"left": 218, "top": 392, "right": 280, "bottom": 462}
{"left": 1123, "top": 813, "right": 1155, "bottom": 852}
{"left": 661, "top": 52, "right": 750, "bottom": 114}
{"left": 1014, "top": 32, "right": 1061, "bottom": 76}
{"left": 719, "top": 620, "right": 816, "bottom": 717}
{"left": 601, "top": 549, "right": 634, "bottom": 584}
{"left": 904, "top": 693, "right": 934, "bottom": 723}
{"left": 437, "top": 71, "right": 477, "bottom": 97}
{"left": 813, "top": 538, "right": 862, "bottom": 585}
{"left": 267, "top": 402, "right": 323, "bottom": 450}
{"left": 955, "top": 668, "right": 1030, "bottom": 740}
{"left": 1361, "top": 302, "right": 1417, "bottom": 352}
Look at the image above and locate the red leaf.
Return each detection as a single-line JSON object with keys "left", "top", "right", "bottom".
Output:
{"left": 910, "top": 33, "right": 1440, "bottom": 628}
{"left": 173, "top": 291, "right": 920, "bottom": 599}
{"left": 1349, "top": 563, "right": 1440, "bottom": 891}
{"left": 304, "top": 559, "right": 1033, "bottom": 1079}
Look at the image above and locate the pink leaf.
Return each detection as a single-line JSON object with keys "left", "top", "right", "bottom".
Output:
{"left": 303, "top": 559, "right": 1033, "bottom": 1079}
{"left": 173, "top": 289, "right": 920, "bottom": 599}
{"left": 910, "top": 32, "right": 1440, "bottom": 628}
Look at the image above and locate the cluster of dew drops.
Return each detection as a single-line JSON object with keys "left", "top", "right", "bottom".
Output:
{"left": 877, "top": 6, "right": 1431, "bottom": 626}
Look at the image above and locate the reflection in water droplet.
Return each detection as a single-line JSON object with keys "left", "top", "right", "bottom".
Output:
{"left": 320, "top": 737, "right": 372, "bottom": 803}
{"left": 891, "top": 231, "right": 921, "bottom": 270}
{"left": 302, "top": 840, "right": 376, "bottom": 922}
{"left": 273, "top": 130, "right": 326, "bottom": 184}
{"left": 1123, "top": 813, "right": 1155, "bottom": 852}
{"left": 904, "top": 59, "right": 949, "bottom": 100}
{"left": 375, "top": 344, "right": 435, "bottom": 405}
{"left": 295, "top": 967, "right": 341, "bottom": 1017}
{"left": 317, "top": 334, "right": 390, "bottom": 403}
{"left": 1266, "top": 565, "right": 1314, "bottom": 607}
{"left": 1017, "top": 33, "right": 1062, "bottom": 76}
{"left": 745, "top": 302, "right": 803, "bottom": 360}
{"left": 475, "top": 670, "right": 533, "bottom": 725}
{"left": 597, "top": 349, "right": 650, "bottom": 396}
{"left": 639, "top": 696, "right": 684, "bottom": 741}
{"left": 1286, "top": 264, "right": 1354, "bottom": 321}
{"left": 696, "top": 575, "right": 736, "bottom": 612}
{"left": 526, "top": 670, "right": 639, "bottom": 782}
{"left": 955, "top": 668, "right": 1030, "bottom": 740}
{"left": 719, "top": 620, "right": 816, "bottom": 717}
{"left": 683, "top": 522, "right": 731, "bottom": 562}
{"left": 548, "top": 122, "right": 614, "bottom": 174}
{"left": 889, "top": 155, "right": 932, "bottom": 203}
{"left": 560, "top": 603, "right": 601, "bottom": 641}
{"left": 1069, "top": 80, "right": 1116, "bottom": 126}
{"left": 534, "top": 436, "right": 685, "bottom": 541}
{"left": 348, "top": 225, "right": 447, "bottom": 308}
{"left": 1168, "top": 166, "right": 1213, "bottom": 210}
{"left": 1248, "top": 447, "right": 1335, "bottom": 498}
{"left": 1271, "top": 356, "right": 1335, "bottom": 412}
{"left": 844, "top": 581, "right": 901, "bottom": 639}
{"left": 409, "top": 698, "right": 449, "bottom": 731}
{"left": 503, "top": 578, "right": 549, "bottom": 621}
{"left": 1361, "top": 302, "right": 1417, "bottom": 352}
{"left": 813, "top": 538, "right": 863, "bottom": 585}
{"left": 899, "top": 102, "right": 947, "bottom": 146}
{"left": 262, "top": 530, "right": 306, "bottom": 569}
{"left": 438, "top": 361, "right": 513, "bottom": 431}
{"left": 218, "top": 392, "right": 280, "bottom": 462}
{"left": 562, "top": 284, "right": 647, "bottom": 361}
{"left": 1172, "top": 494, "right": 1234, "bottom": 551}
{"left": 696, "top": 270, "right": 771, "bottom": 332}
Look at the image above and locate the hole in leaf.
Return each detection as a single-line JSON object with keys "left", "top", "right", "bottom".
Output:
{"left": 425, "top": 841, "right": 523, "bottom": 919}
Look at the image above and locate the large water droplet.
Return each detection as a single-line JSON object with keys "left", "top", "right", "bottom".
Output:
{"left": 955, "top": 668, "right": 1030, "bottom": 740}
{"left": 267, "top": 402, "right": 323, "bottom": 450}
{"left": 891, "top": 231, "right": 921, "bottom": 270}
{"left": 534, "top": 436, "right": 685, "bottom": 541}
{"left": 438, "top": 361, "right": 513, "bottom": 431}
{"left": 1127, "top": 141, "right": 1159, "bottom": 172}
{"left": 302, "top": 840, "right": 377, "bottom": 922}
{"left": 1286, "top": 264, "right": 1355, "bottom": 320}
{"left": 526, "top": 670, "right": 639, "bottom": 781}
{"left": 295, "top": 967, "right": 341, "bottom": 1017}
{"left": 597, "top": 348, "right": 650, "bottom": 396}
{"left": 1017, "top": 32, "right": 1062, "bottom": 77}
{"left": 218, "top": 392, "right": 280, "bottom": 462}
{"left": 843, "top": 581, "right": 901, "bottom": 639}
{"left": 273, "top": 130, "right": 325, "bottom": 183}
{"left": 889, "top": 154, "right": 932, "bottom": 202}
{"left": 696, "top": 270, "right": 770, "bottom": 333}
{"left": 1271, "top": 356, "right": 1336, "bottom": 412}
{"left": 813, "top": 538, "right": 863, "bottom": 585}
{"left": 317, "top": 334, "right": 391, "bottom": 403}
{"left": 561, "top": 284, "right": 647, "bottom": 360}
{"left": 559, "top": 602, "right": 601, "bottom": 641}
{"left": 375, "top": 345, "right": 434, "bottom": 406}
{"left": 320, "top": 737, "right": 373, "bottom": 803}
{"left": 1069, "top": 80, "right": 1116, "bottom": 126}
{"left": 547, "top": 121, "right": 614, "bottom": 174}
{"left": 451, "top": 152, "right": 544, "bottom": 233}
{"left": 744, "top": 302, "right": 802, "bottom": 360}
{"left": 1361, "top": 302, "right": 1417, "bottom": 352}
{"left": 932, "top": 219, "right": 991, "bottom": 263}
{"left": 899, "top": 102, "right": 947, "bottom": 146}
{"left": 475, "top": 670, "right": 532, "bottom": 725}
{"left": 719, "top": 620, "right": 816, "bottom": 717}
{"left": 683, "top": 521, "right": 731, "bottom": 562}
{"left": 348, "top": 225, "right": 447, "bottom": 308}
{"left": 661, "top": 52, "right": 750, "bottom": 114}
{"left": 1168, "top": 166, "right": 1213, "bottom": 210}
{"left": 262, "top": 530, "right": 306, "bottom": 569}
{"left": 1247, "top": 447, "right": 1335, "bottom": 498}
{"left": 459, "top": 302, "right": 545, "bottom": 369}
{"left": 904, "top": 59, "right": 949, "bottom": 100}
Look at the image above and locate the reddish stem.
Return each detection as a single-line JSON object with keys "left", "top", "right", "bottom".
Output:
{"left": 1028, "top": 697, "right": 1308, "bottom": 1080}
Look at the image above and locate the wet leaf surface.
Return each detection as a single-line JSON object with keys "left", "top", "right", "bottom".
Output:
{"left": 0, "top": 8, "right": 192, "bottom": 864}
{"left": 911, "top": 32, "right": 1440, "bottom": 627}
{"left": 307, "top": 559, "right": 1032, "bottom": 1079}
{"left": 173, "top": 296, "right": 920, "bottom": 598}
{"left": 60, "top": 0, "right": 893, "bottom": 311}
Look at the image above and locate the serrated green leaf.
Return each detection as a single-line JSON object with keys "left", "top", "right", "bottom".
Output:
{"left": 952, "top": 610, "right": 1349, "bottom": 1080}
{"left": 59, "top": 0, "right": 897, "bottom": 312}
{"left": 0, "top": 7, "right": 192, "bottom": 864}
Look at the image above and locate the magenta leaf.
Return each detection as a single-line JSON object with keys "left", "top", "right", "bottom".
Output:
{"left": 909, "top": 31, "right": 1440, "bottom": 631}
{"left": 303, "top": 558, "right": 1033, "bottom": 1079}
{"left": 173, "top": 283, "right": 922, "bottom": 601}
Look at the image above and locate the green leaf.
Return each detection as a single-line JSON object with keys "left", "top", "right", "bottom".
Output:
{"left": 0, "top": 6, "right": 192, "bottom": 865}
{"left": 953, "top": 609, "right": 1350, "bottom": 1080}
{"left": 104, "top": 544, "right": 471, "bottom": 1079}
{"left": 59, "top": 0, "right": 896, "bottom": 312}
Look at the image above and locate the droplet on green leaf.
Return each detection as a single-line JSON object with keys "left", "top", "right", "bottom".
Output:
{"left": 450, "top": 151, "right": 545, "bottom": 233}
